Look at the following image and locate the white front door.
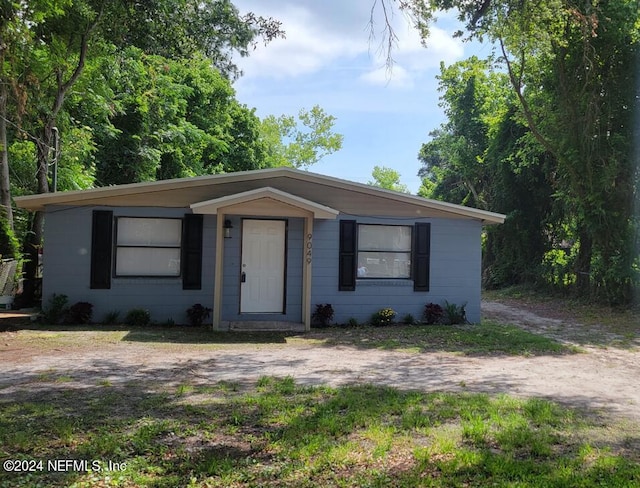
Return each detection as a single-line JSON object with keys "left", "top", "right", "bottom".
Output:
{"left": 240, "top": 219, "right": 286, "bottom": 313}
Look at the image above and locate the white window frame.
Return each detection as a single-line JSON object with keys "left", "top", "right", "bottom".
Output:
{"left": 357, "top": 224, "right": 412, "bottom": 279}
{"left": 115, "top": 217, "right": 182, "bottom": 277}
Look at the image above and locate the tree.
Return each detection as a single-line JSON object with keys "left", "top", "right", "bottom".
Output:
{"left": 482, "top": 105, "right": 556, "bottom": 288}
{"left": 103, "top": 0, "right": 283, "bottom": 80}
{"left": 416, "top": 56, "right": 557, "bottom": 288}
{"left": 0, "top": 0, "right": 73, "bottom": 231}
{"left": 260, "top": 105, "right": 343, "bottom": 168}
{"left": 368, "top": 166, "right": 409, "bottom": 193}
{"left": 418, "top": 57, "right": 510, "bottom": 208}
{"left": 376, "top": 0, "right": 640, "bottom": 303}
{"left": 92, "top": 49, "right": 268, "bottom": 185}
{"left": 4, "top": 0, "right": 283, "bottom": 304}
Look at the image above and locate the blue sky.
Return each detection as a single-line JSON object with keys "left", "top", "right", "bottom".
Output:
{"left": 232, "top": 0, "right": 488, "bottom": 193}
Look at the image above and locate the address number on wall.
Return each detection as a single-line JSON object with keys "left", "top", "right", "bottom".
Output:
{"left": 306, "top": 233, "right": 312, "bottom": 264}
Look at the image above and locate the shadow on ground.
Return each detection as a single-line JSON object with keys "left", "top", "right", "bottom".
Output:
{"left": 1, "top": 362, "right": 639, "bottom": 487}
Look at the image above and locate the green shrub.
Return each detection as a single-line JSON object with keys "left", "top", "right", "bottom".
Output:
{"left": 0, "top": 212, "right": 20, "bottom": 259}
{"left": 42, "top": 293, "right": 69, "bottom": 324}
{"left": 124, "top": 308, "right": 151, "bottom": 326}
{"left": 402, "top": 313, "right": 415, "bottom": 325}
{"left": 442, "top": 300, "right": 467, "bottom": 325}
{"left": 346, "top": 317, "right": 359, "bottom": 328}
{"left": 370, "top": 307, "right": 396, "bottom": 326}
{"left": 102, "top": 311, "right": 120, "bottom": 325}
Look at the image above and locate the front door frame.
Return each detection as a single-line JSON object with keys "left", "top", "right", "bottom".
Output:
{"left": 239, "top": 218, "right": 287, "bottom": 314}
{"left": 213, "top": 210, "right": 314, "bottom": 331}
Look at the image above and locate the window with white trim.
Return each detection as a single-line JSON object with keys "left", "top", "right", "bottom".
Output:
{"left": 115, "top": 218, "right": 182, "bottom": 277}
{"left": 357, "top": 224, "right": 412, "bottom": 278}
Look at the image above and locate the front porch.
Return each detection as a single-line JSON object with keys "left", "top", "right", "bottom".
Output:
{"left": 190, "top": 187, "right": 339, "bottom": 331}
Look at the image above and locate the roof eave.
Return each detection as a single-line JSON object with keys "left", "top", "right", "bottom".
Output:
{"left": 13, "top": 167, "right": 506, "bottom": 224}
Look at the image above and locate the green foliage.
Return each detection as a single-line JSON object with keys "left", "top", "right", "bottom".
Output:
{"left": 93, "top": 49, "right": 267, "bottom": 185}
{"left": 406, "top": 0, "right": 640, "bottom": 304}
{"left": 482, "top": 105, "right": 556, "bottom": 289}
{"left": 402, "top": 313, "right": 416, "bottom": 325}
{"left": 42, "top": 293, "right": 69, "bottom": 324}
{"left": 312, "top": 303, "right": 335, "bottom": 328}
{"left": 541, "top": 249, "right": 575, "bottom": 287}
{"left": 124, "top": 308, "right": 151, "bottom": 327}
{"left": 102, "top": 0, "right": 284, "bottom": 80}
{"left": 185, "top": 303, "right": 212, "bottom": 327}
{"left": 2, "top": 0, "right": 283, "bottom": 292}
{"left": 102, "top": 310, "right": 120, "bottom": 325}
{"left": 368, "top": 165, "right": 410, "bottom": 193}
{"left": 0, "top": 212, "right": 20, "bottom": 259}
{"left": 418, "top": 57, "right": 508, "bottom": 208}
{"left": 421, "top": 301, "right": 467, "bottom": 326}
{"left": 260, "top": 105, "right": 343, "bottom": 168}
{"left": 441, "top": 300, "right": 467, "bottom": 325}
{"left": 370, "top": 307, "right": 397, "bottom": 326}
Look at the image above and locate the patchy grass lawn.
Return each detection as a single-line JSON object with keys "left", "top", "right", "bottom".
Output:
{"left": 2, "top": 320, "right": 575, "bottom": 357}
{"left": 1, "top": 377, "right": 639, "bottom": 487}
{"left": 0, "top": 304, "right": 632, "bottom": 486}
{"left": 308, "top": 321, "right": 576, "bottom": 355}
{"left": 484, "top": 288, "right": 640, "bottom": 348}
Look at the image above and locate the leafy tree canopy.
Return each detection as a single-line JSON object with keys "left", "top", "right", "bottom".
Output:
{"left": 368, "top": 165, "right": 409, "bottom": 193}
{"left": 259, "top": 105, "right": 343, "bottom": 168}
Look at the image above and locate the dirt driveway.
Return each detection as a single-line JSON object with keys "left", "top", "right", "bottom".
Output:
{"left": 2, "top": 301, "right": 639, "bottom": 422}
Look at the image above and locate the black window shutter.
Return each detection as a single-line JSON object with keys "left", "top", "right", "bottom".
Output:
{"left": 90, "top": 210, "right": 113, "bottom": 289}
{"left": 339, "top": 220, "right": 356, "bottom": 291}
{"left": 413, "top": 223, "right": 431, "bottom": 292}
{"left": 182, "top": 214, "right": 203, "bottom": 290}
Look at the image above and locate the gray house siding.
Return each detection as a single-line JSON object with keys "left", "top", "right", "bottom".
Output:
{"left": 42, "top": 206, "right": 216, "bottom": 324}
{"left": 310, "top": 216, "right": 482, "bottom": 324}
{"left": 42, "top": 206, "right": 482, "bottom": 326}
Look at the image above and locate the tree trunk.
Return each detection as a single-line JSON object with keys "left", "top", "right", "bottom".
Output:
{"left": 0, "top": 82, "right": 13, "bottom": 229}
{"left": 19, "top": 130, "right": 51, "bottom": 306}
{"left": 19, "top": 29, "right": 92, "bottom": 305}
{"left": 18, "top": 212, "right": 43, "bottom": 307}
{"left": 575, "top": 226, "right": 592, "bottom": 296}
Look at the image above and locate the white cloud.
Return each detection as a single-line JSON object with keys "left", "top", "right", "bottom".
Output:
{"left": 360, "top": 14, "right": 465, "bottom": 88}
{"left": 359, "top": 64, "right": 413, "bottom": 89}
{"left": 234, "top": 1, "right": 466, "bottom": 87}
{"left": 234, "top": 1, "right": 369, "bottom": 79}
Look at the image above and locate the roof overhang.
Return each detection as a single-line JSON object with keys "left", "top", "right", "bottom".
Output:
{"left": 13, "top": 167, "right": 506, "bottom": 224}
{"left": 190, "top": 187, "right": 339, "bottom": 219}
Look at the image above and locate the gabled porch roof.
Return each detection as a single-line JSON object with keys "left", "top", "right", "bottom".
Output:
{"left": 190, "top": 187, "right": 339, "bottom": 219}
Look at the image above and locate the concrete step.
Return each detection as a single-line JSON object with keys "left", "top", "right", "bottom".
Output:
{"left": 227, "top": 321, "right": 305, "bottom": 332}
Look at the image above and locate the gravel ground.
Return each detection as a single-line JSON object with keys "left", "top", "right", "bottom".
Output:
{"left": 1, "top": 301, "right": 639, "bottom": 421}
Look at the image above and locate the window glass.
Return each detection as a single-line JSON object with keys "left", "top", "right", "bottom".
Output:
{"left": 117, "top": 218, "right": 181, "bottom": 246}
{"left": 115, "top": 248, "right": 181, "bottom": 276}
{"left": 115, "top": 218, "right": 182, "bottom": 277}
{"left": 358, "top": 225, "right": 411, "bottom": 251}
{"left": 357, "top": 225, "right": 411, "bottom": 278}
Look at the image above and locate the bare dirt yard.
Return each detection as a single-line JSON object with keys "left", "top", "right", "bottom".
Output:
{"left": 1, "top": 299, "right": 639, "bottom": 423}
